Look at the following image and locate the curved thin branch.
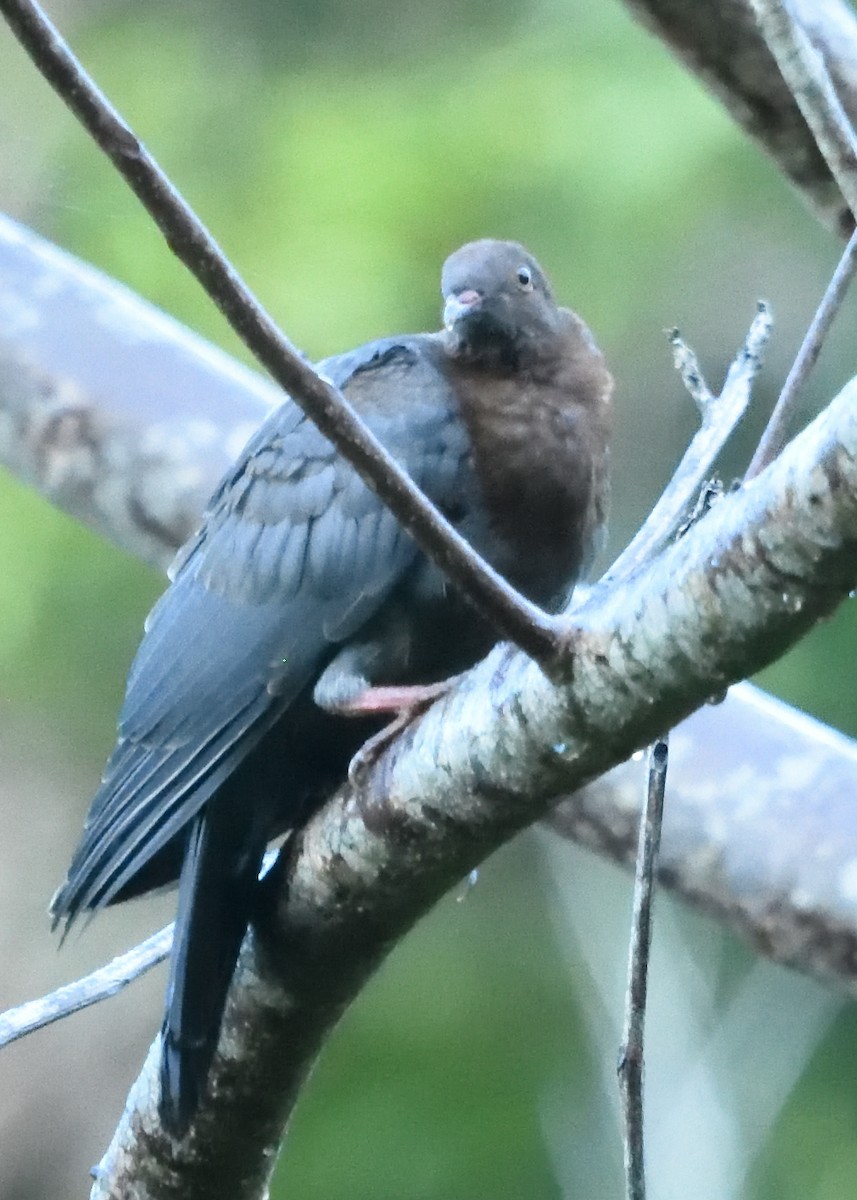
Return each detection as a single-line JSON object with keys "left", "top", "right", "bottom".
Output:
{"left": 0, "top": 848, "right": 276, "bottom": 1047}
{"left": 747, "top": 225, "right": 857, "bottom": 477}
{"left": 0, "top": 925, "right": 172, "bottom": 1047}
{"left": 0, "top": 0, "right": 560, "bottom": 665}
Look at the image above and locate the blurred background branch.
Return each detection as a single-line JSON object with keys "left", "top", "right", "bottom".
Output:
{"left": 622, "top": 0, "right": 857, "bottom": 233}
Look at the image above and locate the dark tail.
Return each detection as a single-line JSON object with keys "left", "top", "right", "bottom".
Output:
{"left": 158, "top": 790, "right": 266, "bottom": 1136}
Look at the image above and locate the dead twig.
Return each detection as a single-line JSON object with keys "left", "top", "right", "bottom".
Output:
{"left": 0, "top": 925, "right": 172, "bottom": 1047}
{"left": 599, "top": 304, "right": 770, "bottom": 589}
{"left": 617, "top": 738, "right": 669, "bottom": 1200}
{"left": 745, "top": 199, "right": 857, "bottom": 480}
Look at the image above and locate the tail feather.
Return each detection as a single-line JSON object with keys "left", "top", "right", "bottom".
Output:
{"left": 158, "top": 792, "right": 266, "bottom": 1135}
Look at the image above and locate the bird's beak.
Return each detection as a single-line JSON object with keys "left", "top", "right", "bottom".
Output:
{"left": 443, "top": 288, "right": 482, "bottom": 331}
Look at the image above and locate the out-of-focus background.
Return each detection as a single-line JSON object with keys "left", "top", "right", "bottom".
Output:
{"left": 1, "top": 1, "right": 857, "bottom": 1197}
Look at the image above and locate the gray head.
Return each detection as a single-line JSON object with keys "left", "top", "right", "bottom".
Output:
{"left": 441, "top": 239, "right": 563, "bottom": 366}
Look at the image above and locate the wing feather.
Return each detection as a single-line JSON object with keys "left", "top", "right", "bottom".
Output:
{"left": 54, "top": 334, "right": 473, "bottom": 925}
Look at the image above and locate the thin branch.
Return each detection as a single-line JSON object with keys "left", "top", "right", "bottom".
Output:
{"left": 599, "top": 304, "right": 770, "bottom": 588}
{"left": 0, "top": 925, "right": 172, "bottom": 1047}
{"left": 0, "top": 847, "right": 284, "bottom": 1046}
{"left": 618, "top": 738, "right": 669, "bottom": 1200}
{"left": 749, "top": 0, "right": 857, "bottom": 220}
{"left": 669, "top": 329, "right": 715, "bottom": 411}
{"left": 0, "top": 0, "right": 562, "bottom": 667}
{"left": 746, "top": 224, "right": 857, "bottom": 478}
{"left": 615, "top": 477, "right": 717, "bottom": 1200}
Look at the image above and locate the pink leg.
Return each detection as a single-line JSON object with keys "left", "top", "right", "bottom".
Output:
{"left": 343, "top": 675, "right": 464, "bottom": 783}
{"left": 335, "top": 679, "right": 457, "bottom": 717}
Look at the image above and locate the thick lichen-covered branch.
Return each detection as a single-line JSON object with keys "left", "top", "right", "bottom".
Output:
{"left": 90, "top": 378, "right": 857, "bottom": 1198}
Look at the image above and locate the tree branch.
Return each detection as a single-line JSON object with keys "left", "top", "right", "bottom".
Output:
{"left": 89, "top": 376, "right": 857, "bottom": 1197}
{"left": 601, "top": 308, "right": 769, "bottom": 587}
{"left": 621, "top": 0, "right": 857, "bottom": 235}
{"left": 748, "top": 0, "right": 857, "bottom": 221}
{"left": 0, "top": 0, "right": 563, "bottom": 667}
{"left": 746, "top": 224, "right": 857, "bottom": 477}
{"left": 549, "top": 680, "right": 857, "bottom": 987}
{"left": 0, "top": 213, "right": 275, "bottom": 569}
{"left": 6, "top": 680, "right": 857, "bottom": 1061}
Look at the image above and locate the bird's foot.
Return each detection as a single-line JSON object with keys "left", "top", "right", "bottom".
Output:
{"left": 342, "top": 677, "right": 462, "bottom": 784}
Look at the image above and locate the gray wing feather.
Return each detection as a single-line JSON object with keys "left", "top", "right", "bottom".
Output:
{"left": 54, "top": 335, "right": 469, "bottom": 924}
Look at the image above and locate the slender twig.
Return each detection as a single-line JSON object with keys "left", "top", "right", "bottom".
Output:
{"left": 0, "top": 845, "right": 285, "bottom": 1045}
{"left": 749, "top": 0, "right": 857, "bottom": 220}
{"left": 617, "top": 737, "right": 669, "bottom": 1200}
{"left": 599, "top": 304, "right": 770, "bottom": 589}
{"left": 614, "top": 474, "right": 720, "bottom": 1197}
{"left": 668, "top": 328, "right": 714, "bottom": 411}
{"left": 0, "top": 924, "right": 172, "bottom": 1047}
{"left": 0, "top": 0, "right": 562, "bottom": 667}
{"left": 746, "top": 225, "right": 857, "bottom": 479}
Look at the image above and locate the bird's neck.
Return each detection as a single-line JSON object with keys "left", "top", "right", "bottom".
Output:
{"left": 443, "top": 314, "right": 613, "bottom": 603}
{"left": 447, "top": 314, "right": 611, "bottom": 448}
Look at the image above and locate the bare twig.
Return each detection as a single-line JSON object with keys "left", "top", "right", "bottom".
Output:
{"left": 749, "top": 0, "right": 857, "bottom": 220}
{"left": 618, "top": 739, "right": 669, "bottom": 1200}
{"left": 614, "top": 477, "right": 718, "bottom": 1200}
{"left": 669, "top": 329, "right": 715, "bottom": 411}
{"left": 0, "top": 0, "right": 562, "bottom": 667}
{"left": 746, "top": 223, "right": 857, "bottom": 479}
{"left": 0, "top": 847, "right": 285, "bottom": 1046}
{"left": 600, "top": 304, "right": 770, "bottom": 588}
{"left": 0, "top": 925, "right": 172, "bottom": 1047}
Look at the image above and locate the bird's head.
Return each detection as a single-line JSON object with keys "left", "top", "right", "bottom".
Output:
{"left": 441, "top": 239, "right": 563, "bottom": 367}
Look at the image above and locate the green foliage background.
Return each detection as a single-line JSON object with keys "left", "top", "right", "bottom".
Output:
{"left": 1, "top": 0, "right": 856, "bottom": 1196}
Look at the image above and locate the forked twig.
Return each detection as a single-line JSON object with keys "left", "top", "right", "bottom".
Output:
{"left": 598, "top": 304, "right": 770, "bottom": 590}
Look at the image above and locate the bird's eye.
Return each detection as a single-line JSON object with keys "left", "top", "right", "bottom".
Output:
{"left": 516, "top": 266, "right": 533, "bottom": 290}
